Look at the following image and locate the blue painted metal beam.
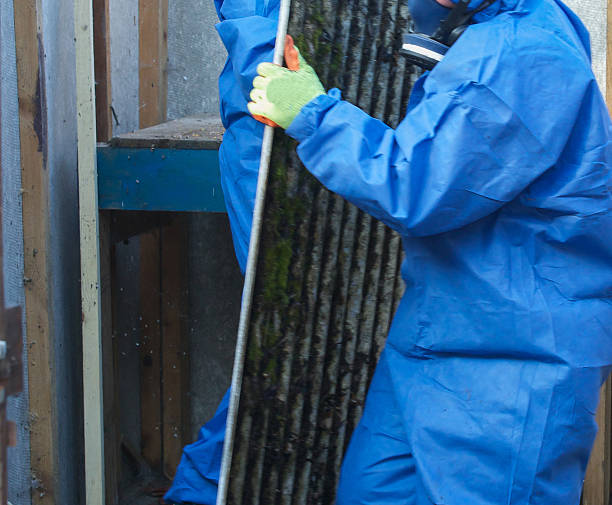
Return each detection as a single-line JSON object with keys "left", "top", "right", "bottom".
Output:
{"left": 97, "top": 145, "right": 226, "bottom": 213}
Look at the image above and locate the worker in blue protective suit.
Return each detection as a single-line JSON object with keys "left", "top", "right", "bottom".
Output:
{"left": 246, "top": 0, "right": 612, "bottom": 503}
{"left": 165, "top": 2, "right": 281, "bottom": 504}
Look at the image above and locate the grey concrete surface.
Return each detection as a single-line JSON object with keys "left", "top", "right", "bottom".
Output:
{"left": 187, "top": 213, "right": 242, "bottom": 439}
{"left": 565, "top": 0, "right": 607, "bottom": 89}
{"left": 167, "top": 0, "right": 227, "bottom": 120}
{"left": 114, "top": 238, "right": 143, "bottom": 474}
{"left": 110, "top": 0, "right": 140, "bottom": 135}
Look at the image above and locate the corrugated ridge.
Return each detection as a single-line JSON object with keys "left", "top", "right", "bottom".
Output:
{"left": 228, "top": 0, "right": 415, "bottom": 502}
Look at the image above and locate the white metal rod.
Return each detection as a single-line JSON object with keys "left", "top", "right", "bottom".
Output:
{"left": 74, "top": 0, "right": 106, "bottom": 504}
{"left": 216, "top": 1, "right": 292, "bottom": 502}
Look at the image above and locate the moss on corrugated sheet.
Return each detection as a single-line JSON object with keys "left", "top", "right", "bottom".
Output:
{"left": 229, "top": 1, "right": 417, "bottom": 503}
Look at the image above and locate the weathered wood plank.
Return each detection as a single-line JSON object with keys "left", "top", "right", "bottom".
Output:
{"left": 161, "top": 218, "right": 190, "bottom": 479}
{"left": 140, "top": 228, "right": 163, "bottom": 470}
{"left": 100, "top": 212, "right": 119, "bottom": 505}
{"left": 137, "top": 0, "right": 169, "bottom": 473}
{"left": 93, "top": 0, "right": 113, "bottom": 141}
{"left": 93, "top": 0, "right": 118, "bottom": 499}
{"left": 13, "top": 1, "right": 56, "bottom": 503}
{"left": 139, "top": 0, "right": 168, "bottom": 129}
{"left": 110, "top": 115, "right": 224, "bottom": 150}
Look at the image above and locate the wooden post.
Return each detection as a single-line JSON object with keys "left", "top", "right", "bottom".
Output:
{"left": 74, "top": 0, "right": 106, "bottom": 504}
{"left": 138, "top": 0, "right": 169, "bottom": 473}
{"left": 93, "top": 0, "right": 113, "bottom": 141}
{"left": 100, "top": 212, "right": 119, "bottom": 505}
{"left": 12, "top": 2, "right": 57, "bottom": 504}
{"left": 582, "top": 8, "right": 612, "bottom": 504}
{"left": 140, "top": 228, "right": 163, "bottom": 470}
{"left": 93, "top": 0, "right": 119, "bottom": 499}
{"left": 161, "top": 219, "right": 190, "bottom": 478}
{"left": 139, "top": 0, "right": 168, "bottom": 128}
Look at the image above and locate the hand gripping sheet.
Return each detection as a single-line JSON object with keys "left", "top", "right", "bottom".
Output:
{"left": 218, "top": 1, "right": 418, "bottom": 503}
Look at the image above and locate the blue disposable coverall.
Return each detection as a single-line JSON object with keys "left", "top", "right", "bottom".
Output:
{"left": 167, "top": 0, "right": 612, "bottom": 503}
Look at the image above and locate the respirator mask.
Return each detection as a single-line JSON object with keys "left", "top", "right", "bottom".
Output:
{"left": 400, "top": 0, "right": 496, "bottom": 70}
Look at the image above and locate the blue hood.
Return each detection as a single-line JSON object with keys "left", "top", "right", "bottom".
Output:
{"left": 454, "top": 0, "right": 591, "bottom": 60}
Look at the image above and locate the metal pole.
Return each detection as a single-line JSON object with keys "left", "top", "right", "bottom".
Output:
{"left": 216, "top": 1, "right": 292, "bottom": 502}
{"left": 74, "top": 0, "right": 105, "bottom": 504}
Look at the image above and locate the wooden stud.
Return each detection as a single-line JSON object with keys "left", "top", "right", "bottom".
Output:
{"left": 75, "top": 0, "right": 106, "bottom": 502}
{"left": 12, "top": 2, "right": 57, "bottom": 504}
{"left": 138, "top": 0, "right": 169, "bottom": 472}
{"left": 93, "top": 0, "right": 118, "bottom": 496}
{"left": 100, "top": 212, "right": 119, "bottom": 505}
{"left": 140, "top": 228, "right": 163, "bottom": 470}
{"left": 93, "top": 0, "right": 113, "bottom": 141}
{"left": 161, "top": 218, "right": 190, "bottom": 478}
{"left": 139, "top": 0, "right": 168, "bottom": 128}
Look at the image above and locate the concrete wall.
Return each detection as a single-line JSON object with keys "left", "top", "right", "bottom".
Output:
{"left": 167, "top": 0, "right": 227, "bottom": 120}
{"left": 188, "top": 214, "right": 242, "bottom": 438}
{"left": 565, "top": 0, "right": 608, "bottom": 89}
{"left": 110, "top": 0, "right": 139, "bottom": 135}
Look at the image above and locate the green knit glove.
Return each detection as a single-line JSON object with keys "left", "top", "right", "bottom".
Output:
{"left": 248, "top": 49, "right": 325, "bottom": 130}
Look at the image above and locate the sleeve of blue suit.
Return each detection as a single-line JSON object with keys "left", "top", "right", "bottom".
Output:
{"left": 214, "top": 1, "right": 281, "bottom": 274}
{"left": 287, "top": 24, "right": 589, "bottom": 237}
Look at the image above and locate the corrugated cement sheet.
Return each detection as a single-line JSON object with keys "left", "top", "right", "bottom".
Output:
{"left": 228, "top": 1, "right": 417, "bottom": 503}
